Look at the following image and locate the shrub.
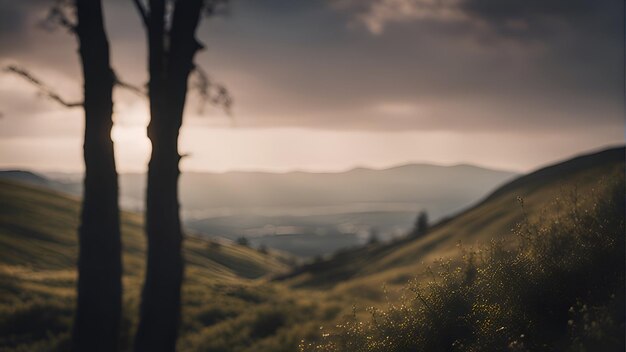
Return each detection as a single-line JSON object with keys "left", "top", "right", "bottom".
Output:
{"left": 250, "top": 307, "right": 286, "bottom": 339}
{"left": 0, "top": 299, "right": 72, "bottom": 349}
{"left": 236, "top": 237, "right": 249, "bottom": 247}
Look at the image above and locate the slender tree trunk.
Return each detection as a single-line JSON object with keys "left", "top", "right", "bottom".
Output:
{"left": 71, "top": 0, "right": 122, "bottom": 351}
{"left": 134, "top": 1, "right": 204, "bottom": 350}
{"left": 134, "top": 98, "right": 185, "bottom": 351}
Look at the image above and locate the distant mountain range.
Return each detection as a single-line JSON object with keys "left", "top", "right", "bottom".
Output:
{"left": 0, "top": 170, "right": 82, "bottom": 195}
{"left": 0, "top": 163, "right": 517, "bottom": 256}
{"left": 2, "top": 164, "right": 517, "bottom": 217}
{"left": 276, "top": 146, "right": 625, "bottom": 287}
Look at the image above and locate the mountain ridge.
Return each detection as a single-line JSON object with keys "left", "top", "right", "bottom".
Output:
{"left": 276, "top": 146, "right": 625, "bottom": 288}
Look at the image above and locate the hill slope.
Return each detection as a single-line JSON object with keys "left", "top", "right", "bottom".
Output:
{"left": 4, "top": 178, "right": 411, "bottom": 352}
{"left": 0, "top": 147, "right": 622, "bottom": 351}
{"left": 279, "top": 146, "right": 625, "bottom": 290}
{"left": 0, "top": 179, "right": 289, "bottom": 279}
{"left": 0, "top": 179, "right": 311, "bottom": 351}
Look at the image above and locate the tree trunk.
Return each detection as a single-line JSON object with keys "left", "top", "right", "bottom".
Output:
{"left": 134, "top": 100, "right": 185, "bottom": 351}
{"left": 134, "top": 1, "right": 205, "bottom": 350}
{"left": 71, "top": 0, "right": 122, "bottom": 351}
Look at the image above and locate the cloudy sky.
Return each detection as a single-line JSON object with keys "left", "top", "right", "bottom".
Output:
{"left": 0, "top": 0, "right": 623, "bottom": 173}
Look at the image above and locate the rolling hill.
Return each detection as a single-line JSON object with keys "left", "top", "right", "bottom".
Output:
{"left": 0, "top": 179, "right": 289, "bottom": 279}
{"left": 277, "top": 146, "right": 625, "bottom": 291}
{"left": 0, "top": 179, "right": 304, "bottom": 350}
{"left": 0, "top": 146, "right": 623, "bottom": 351}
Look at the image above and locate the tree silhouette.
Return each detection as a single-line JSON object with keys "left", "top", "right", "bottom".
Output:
{"left": 236, "top": 236, "right": 250, "bottom": 246}
{"left": 368, "top": 227, "right": 380, "bottom": 244}
{"left": 412, "top": 210, "right": 429, "bottom": 238}
{"left": 7, "top": 1, "right": 123, "bottom": 350}
{"left": 7, "top": 0, "right": 124, "bottom": 350}
{"left": 131, "top": 1, "right": 230, "bottom": 350}
{"left": 72, "top": 1, "right": 123, "bottom": 349}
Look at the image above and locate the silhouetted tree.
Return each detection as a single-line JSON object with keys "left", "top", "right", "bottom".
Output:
{"left": 7, "top": 1, "right": 123, "bottom": 350}
{"left": 131, "top": 1, "right": 230, "bottom": 350}
{"left": 73, "top": 1, "right": 123, "bottom": 350}
{"left": 412, "top": 211, "right": 429, "bottom": 237}
{"left": 368, "top": 227, "right": 380, "bottom": 244}
{"left": 236, "top": 236, "right": 250, "bottom": 247}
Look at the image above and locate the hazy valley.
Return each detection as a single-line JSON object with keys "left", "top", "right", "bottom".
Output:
{"left": 1, "top": 163, "right": 516, "bottom": 257}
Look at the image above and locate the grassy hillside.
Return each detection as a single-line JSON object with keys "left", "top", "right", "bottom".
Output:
{"left": 0, "top": 147, "right": 623, "bottom": 351}
{"left": 0, "top": 179, "right": 288, "bottom": 278}
{"left": 279, "top": 147, "right": 625, "bottom": 294}
{"left": 0, "top": 180, "right": 323, "bottom": 351}
{"left": 304, "top": 173, "right": 625, "bottom": 351}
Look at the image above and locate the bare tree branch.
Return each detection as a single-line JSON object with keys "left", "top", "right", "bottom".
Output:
{"left": 204, "top": 0, "right": 230, "bottom": 17}
{"left": 4, "top": 66, "right": 82, "bottom": 108}
{"left": 191, "top": 64, "right": 232, "bottom": 115}
{"left": 113, "top": 71, "right": 147, "bottom": 97}
{"left": 116, "top": 79, "right": 147, "bottom": 97}
{"left": 132, "top": 0, "right": 150, "bottom": 28}
{"left": 40, "top": 0, "right": 77, "bottom": 33}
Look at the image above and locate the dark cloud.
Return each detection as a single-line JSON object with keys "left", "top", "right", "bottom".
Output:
{"left": 0, "top": 0, "right": 622, "bottom": 134}
{"left": 461, "top": 0, "right": 621, "bottom": 37}
{"left": 332, "top": 0, "right": 622, "bottom": 40}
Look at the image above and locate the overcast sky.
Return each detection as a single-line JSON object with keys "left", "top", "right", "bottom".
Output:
{"left": 0, "top": 0, "right": 623, "bottom": 173}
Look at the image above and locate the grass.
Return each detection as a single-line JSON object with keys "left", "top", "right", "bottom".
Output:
{"left": 0, "top": 179, "right": 331, "bottom": 351}
{"left": 0, "top": 180, "right": 362, "bottom": 352}
{"left": 301, "top": 179, "right": 625, "bottom": 351}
